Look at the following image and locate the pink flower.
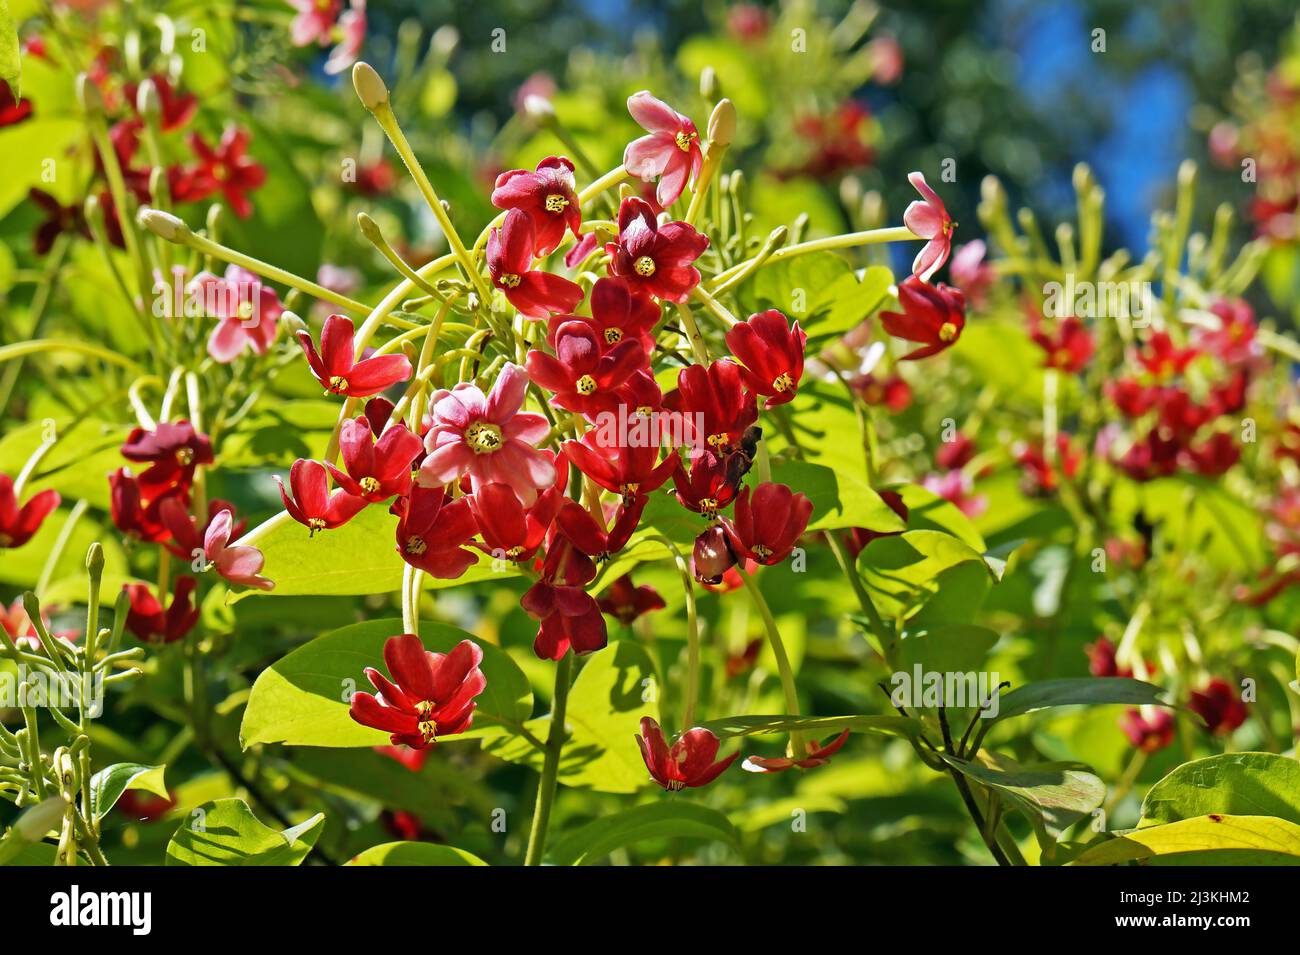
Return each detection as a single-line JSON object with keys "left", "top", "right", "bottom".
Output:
{"left": 623, "top": 91, "right": 704, "bottom": 209}
{"left": 204, "top": 508, "right": 273, "bottom": 590}
{"left": 417, "top": 363, "right": 557, "bottom": 505}
{"left": 191, "top": 265, "right": 283, "bottom": 364}
{"left": 949, "top": 240, "right": 993, "bottom": 307}
{"left": 324, "top": 0, "right": 366, "bottom": 75}
{"left": 287, "top": 0, "right": 341, "bottom": 46}
{"left": 922, "top": 470, "right": 986, "bottom": 518}
{"left": 903, "top": 171, "right": 954, "bottom": 281}
{"left": 487, "top": 209, "right": 584, "bottom": 319}
{"left": 490, "top": 157, "right": 582, "bottom": 256}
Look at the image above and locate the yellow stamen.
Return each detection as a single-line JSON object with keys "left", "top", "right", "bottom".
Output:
{"left": 633, "top": 256, "right": 656, "bottom": 277}
{"left": 575, "top": 374, "right": 597, "bottom": 396}
{"left": 544, "top": 193, "right": 569, "bottom": 214}
{"left": 771, "top": 372, "right": 794, "bottom": 393}
{"left": 360, "top": 476, "right": 381, "bottom": 494}
{"left": 465, "top": 421, "right": 503, "bottom": 454}
{"left": 499, "top": 273, "right": 522, "bottom": 289}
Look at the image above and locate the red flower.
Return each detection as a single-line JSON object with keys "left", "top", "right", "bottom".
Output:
{"left": 605, "top": 197, "right": 708, "bottom": 303}
{"left": 692, "top": 524, "right": 737, "bottom": 585}
{"left": 1030, "top": 315, "right": 1094, "bottom": 373}
{"left": 903, "top": 171, "right": 954, "bottom": 281}
{"left": 672, "top": 450, "right": 741, "bottom": 519}
{"left": 1188, "top": 678, "right": 1248, "bottom": 735}
{"left": 1085, "top": 636, "right": 1130, "bottom": 678}
{"left": 109, "top": 469, "right": 179, "bottom": 544}
{"left": 635, "top": 718, "right": 737, "bottom": 791}
{"left": 597, "top": 574, "right": 666, "bottom": 625}
{"left": 487, "top": 209, "right": 584, "bottom": 319}
{"left": 935, "top": 433, "right": 976, "bottom": 471}
{"left": 1106, "top": 378, "right": 1160, "bottom": 417}
{"left": 724, "top": 482, "right": 813, "bottom": 565}
{"left": 1184, "top": 431, "right": 1239, "bottom": 477}
{"left": 0, "top": 474, "right": 60, "bottom": 549}
{"left": 392, "top": 484, "right": 478, "bottom": 579}
{"left": 276, "top": 459, "right": 368, "bottom": 534}
{"left": 468, "top": 482, "right": 560, "bottom": 563}
{"left": 548, "top": 277, "right": 661, "bottom": 356}
{"left": 880, "top": 276, "right": 966, "bottom": 360}
{"left": 554, "top": 496, "right": 646, "bottom": 563}
{"left": 853, "top": 373, "right": 912, "bottom": 413}
{"left": 672, "top": 359, "right": 758, "bottom": 454}
{"left": 0, "top": 83, "right": 33, "bottom": 126}
{"left": 349, "top": 634, "right": 486, "bottom": 748}
{"left": 326, "top": 416, "right": 422, "bottom": 502}
{"left": 1015, "top": 434, "right": 1082, "bottom": 495}
{"left": 526, "top": 320, "right": 647, "bottom": 418}
{"left": 1137, "top": 331, "right": 1199, "bottom": 379}
{"left": 181, "top": 126, "right": 267, "bottom": 218}
{"left": 124, "top": 75, "right": 197, "bottom": 131}
{"left": 28, "top": 188, "right": 89, "bottom": 255}
{"left": 563, "top": 430, "right": 677, "bottom": 504}
{"left": 491, "top": 157, "right": 582, "bottom": 256}
{"left": 1120, "top": 708, "right": 1174, "bottom": 753}
{"left": 786, "top": 102, "right": 874, "bottom": 179}
{"left": 120, "top": 420, "right": 213, "bottom": 498}
{"left": 623, "top": 91, "right": 703, "bottom": 208}
{"left": 116, "top": 789, "right": 177, "bottom": 823}
{"left": 298, "top": 314, "right": 413, "bottom": 397}
{"left": 844, "top": 489, "right": 909, "bottom": 558}
{"left": 921, "top": 470, "right": 987, "bottom": 518}
{"left": 743, "top": 728, "right": 850, "bottom": 773}
{"left": 1113, "top": 432, "right": 1181, "bottom": 482}
{"left": 348, "top": 158, "right": 397, "bottom": 197}
{"left": 123, "top": 577, "right": 199, "bottom": 644}
{"left": 725, "top": 310, "right": 807, "bottom": 408}
{"left": 521, "top": 580, "right": 608, "bottom": 660}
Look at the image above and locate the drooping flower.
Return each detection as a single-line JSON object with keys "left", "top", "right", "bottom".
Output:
{"left": 124, "top": 74, "right": 197, "bottom": 131}
{"left": 563, "top": 430, "right": 677, "bottom": 504}
{"left": 348, "top": 634, "right": 486, "bottom": 748}
{"left": 880, "top": 275, "right": 967, "bottom": 360}
{"left": 325, "top": 416, "right": 422, "bottom": 502}
{"left": 190, "top": 265, "right": 283, "bottom": 364}
{"left": 903, "top": 171, "right": 954, "bottom": 281}
{"left": 935, "top": 433, "right": 976, "bottom": 471}
{"left": 1085, "top": 636, "right": 1131, "bottom": 678}
{"left": 0, "top": 474, "right": 60, "bottom": 549}
{"left": 692, "top": 524, "right": 737, "bottom": 585}
{"left": 202, "top": 508, "right": 273, "bottom": 590}
{"left": 1119, "top": 707, "right": 1174, "bottom": 753}
{"left": 324, "top": 0, "right": 366, "bottom": 75}
{"left": 672, "top": 450, "right": 741, "bottom": 520}
{"left": 418, "top": 362, "right": 556, "bottom": 505}
{"left": 521, "top": 580, "right": 608, "bottom": 660}
{"left": 287, "top": 0, "right": 341, "bottom": 46}
{"left": 468, "top": 482, "right": 560, "bottom": 563}
{"left": 852, "top": 372, "right": 912, "bottom": 413}
{"left": 487, "top": 209, "right": 584, "bottom": 319}
{"left": 605, "top": 197, "right": 709, "bottom": 302}
{"left": 743, "top": 728, "right": 850, "bottom": 773}
{"left": 635, "top": 717, "right": 738, "bottom": 791}
{"left": 671, "top": 359, "right": 758, "bottom": 455}
{"left": 723, "top": 482, "right": 813, "bottom": 565}
{"left": 28, "top": 188, "right": 89, "bottom": 255}
{"left": 297, "top": 314, "right": 412, "bottom": 397}
{"left": 182, "top": 126, "right": 267, "bottom": 218}
{"left": 553, "top": 496, "right": 646, "bottom": 563}
{"left": 391, "top": 484, "right": 479, "bottom": 579}
{"left": 1188, "top": 678, "right": 1248, "bottom": 735}
{"left": 725, "top": 310, "right": 807, "bottom": 408}
{"left": 119, "top": 420, "right": 213, "bottom": 498}
{"left": 110, "top": 469, "right": 181, "bottom": 544}
{"left": 491, "top": 157, "right": 582, "bottom": 256}
{"left": 623, "top": 91, "right": 704, "bottom": 208}
{"left": 526, "top": 321, "right": 647, "bottom": 419}
{"left": 276, "top": 459, "right": 368, "bottom": 534}
{"left": 597, "top": 574, "right": 666, "bottom": 625}
{"left": 123, "top": 577, "right": 200, "bottom": 644}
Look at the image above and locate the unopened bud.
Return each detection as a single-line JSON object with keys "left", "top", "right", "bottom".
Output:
{"left": 523, "top": 94, "right": 556, "bottom": 125}
{"left": 86, "top": 542, "right": 104, "bottom": 576}
{"left": 356, "top": 211, "right": 382, "bottom": 243}
{"left": 430, "top": 25, "right": 459, "bottom": 58}
{"left": 699, "top": 66, "right": 720, "bottom": 100}
{"left": 136, "top": 78, "right": 161, "bottom": 120}
{"left": 352, "top": 61, "right": 390, "bottom": 111}
{"left": 692, "top": 525, "right": 736, "bottom": 585}
{"left": 76, "top": 73, "right": 104, "bottom": 115}
{"left": 137, "top": 208, "right": 192, "bottom": 242}
{"left": 707, "top": 98, "right": 736, "bottom": 148}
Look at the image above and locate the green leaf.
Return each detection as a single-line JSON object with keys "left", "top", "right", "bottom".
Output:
{"left": 1140, "top": 753, "right": 1300, "bottom": 829}
{"left": 741, "top": 252, "right": 892, "bottom": 343}
{"left": 1073, "top": 815, "right": 1300, "bottom": 866}
{"left": 857, "top": 528, "right": 992, "bottom": 621}
{"left": 944, "top": 752, "right": 1105, "bottom": 845}
{"left": 771, "top": 460, "right": 908, "bottom": 532}
{"left": 233, "top": 507, "right": 520, "bottom": 600}
{"left": 0, "top": 796, "right": 63, "bottom": 865}
{"left": 89, "top": 763, "right": 168, "bottom": 822}
{"left": 483, "top": 640, "right": 658, "bottom": 793}
{"left": 695, "top": 713, "right": 920, "bottom": 741}
{"left": 165, "top": 798, "right": 324, "bottom": 866}
{"left": 548, "top": 801, "right": 739, "bottom": 865}
{"left": 0, "top": 0, "right": 20, "bottom": 98}
{"left": 898, "top": 623, "right": 1000, "bottom": 676}
{"left": 346, "top": 842, "right": 486, "bottom": 866}
{"left": 992, "top": 677, "right": 1169, "bottom": 725}
{"left": 240, "top": 618, "right": 532, "bottom": 748}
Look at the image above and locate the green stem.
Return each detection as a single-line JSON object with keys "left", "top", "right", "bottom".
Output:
{"left": 708, "top": 225, "right": 917, "bottom": 289}
{"left": 524, "top": 653, "right": 574, "bottom": 866}
{"left": 736, "top": 565, "right": 804, "bottom": 756}
{"left": 656, "top": 536, "right": 701, "bottom": 727}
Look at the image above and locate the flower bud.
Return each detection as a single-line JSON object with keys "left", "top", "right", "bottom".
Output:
{"left": 523, "top": 93, "right": 556, "bottom": 126}
{"left": 86, "top": 541, "right": 104, "bottom": 576}
{"left": 136, "top": 78, "right": 161, "bottom": 120}
{"left": 699, "top": 65, "right": 720, "bottom": 100}
{"left": 352, "top": 61, "right": 390, "bottom": 111}
{"left": 430, "top": 25, "right": 460, "bottom": 58}
{"left": 76, "top": 72, "right": 104, "bottom": 116}
{"left": 692, "top": 525, "right": 736, "bottom": 585}
{"left": 707, "top": 97, "right": 736, "bottom": 148}
{"left": 356, "top": 211, "right": 383, "bottom": 244}
{"left": 137, "top": 208, "right": 192, "bottom": 243}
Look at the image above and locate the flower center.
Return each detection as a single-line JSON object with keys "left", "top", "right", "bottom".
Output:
{"left": 706, "top": 433, "right": 729, "bottom": 450}
{"left": 635, "top": 405, "right": 654, "bottom": 416}
{"left": 175, "top": 447, "right": 194, "bottom": 466}
{"left": 772, "top": 372, "right": 795, "bottom": 393}
{"left": 360, "top": 476, "right": 381, "bottom": 494}
{"left": 544, "top": 193, "right": 569, "bottom": 214}
{"left": 499, "top": 272, "right": 522, "bottom": 289}
{"left": 619, "top": 482, "right": 640, "bottom": 501}
{"left": 328, "top": 375, "right": 349, "bottom": 393}
{"left": 505, "top": 545, "right": 525, "bottom": 559}
{"left": 308, "top": 517, "right": 326, "bottom": 535}
{"left": 698, "top": 497, "right": 719, "bottom": 519}
{"left": 665, "top": 778, "right": 686, "bottom": 791}
{"left": 236, "top": 300, "right": 255, "bottom": 321}
{"left": 417, "top": 719, "right": 438, "bottom": 744}
{"left": 633, "top": 256, "right": 656, "bottom": 277}
{"left": 939, "top": 322, "right": 958, "bottom": 343}
{"left": 604, "top": 327, "right": 623, "bottom": 345}
{"left": 575, "top": 374, "right": 597, "bottom": 395}
{"left": 465, "top": 421, "right": 503, "bottom": 454}
{"left": 753, "top": 544, "right": 773, "bottom": 560}
{"left": 674, "top": 131, "right": 696, "bottom": 152}
{"left": 0, "top": 533, "right": 13, "bottom": 547}
{"left": 405, "top": 535, "right": 427, "bottom": 556}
